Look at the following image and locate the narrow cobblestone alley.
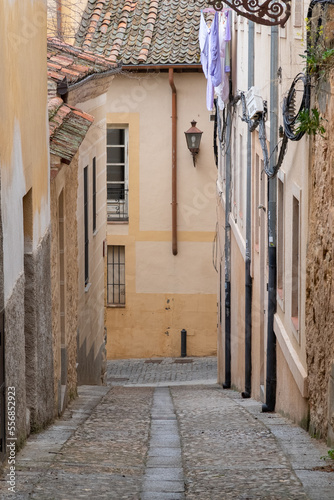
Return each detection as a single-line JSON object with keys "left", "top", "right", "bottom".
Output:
{"left": 0, "top": 357, "right": 333, "bottom": 499}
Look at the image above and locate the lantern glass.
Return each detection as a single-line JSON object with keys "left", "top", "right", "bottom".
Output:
{"left": 186, "top": 132, "right": 202, "bottom": 151}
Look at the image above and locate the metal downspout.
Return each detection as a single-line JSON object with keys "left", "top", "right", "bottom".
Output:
{"left": 262, "top": 25, "right": 278, "bottom": 412}
{"left": 169, "top": 68, "right": 178, "bottom": 256}
{"left": 223, "top": 106, "right": 232, "bottom": 389}
{"left": 242, "top": 21, "right": 254, "bottom": 399}
{"left": 56, "top": 0, "right": 62, "bottom": 38}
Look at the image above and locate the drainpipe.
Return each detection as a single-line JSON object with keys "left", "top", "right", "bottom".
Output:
{"left": 169, "top": 68, "right": 178, "bottom": 256}
{"left": 56, "top": 0, "right": 62, "bottom": 39}
{"left": 242, "top": 21, "right": 254, "bottom": 399}
{"left": 223, "top": 105, "right": 232, "bottom": 389}
{"left": 262, "top": 25, "right": 278, "bottom": 412}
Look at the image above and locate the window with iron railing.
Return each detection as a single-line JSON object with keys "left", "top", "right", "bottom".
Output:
{"left": 106, "top": 127, "right": 129, "bottom": 222}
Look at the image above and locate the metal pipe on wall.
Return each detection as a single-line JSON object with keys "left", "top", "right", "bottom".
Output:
{"left": 56, "top": 0, "right": 62, "bottom": 38}
{"left": 262, "top": 24, "right": 278, "bottom": 412}
{"left": 223, "top": 106, "right": 232, "bottom": 389}
{"left": 243, "top": 20, "right": 255, "bottom": 399}
{"left": 169, "top": 68, "right": 178, "bottom": 256}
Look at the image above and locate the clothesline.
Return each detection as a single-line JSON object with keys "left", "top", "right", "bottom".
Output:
{"left": 201, "top": 7, "right": 232, "bottom": 13}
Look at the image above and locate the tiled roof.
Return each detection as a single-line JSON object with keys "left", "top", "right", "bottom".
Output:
{"left": 48, "top": 96, "right": 94, "bottom": 162}
{"left": 75, "top": 0, "right": 209, "bottom": 66}
{"left": 47, "top": 37, "right": 119, "bottom": 85}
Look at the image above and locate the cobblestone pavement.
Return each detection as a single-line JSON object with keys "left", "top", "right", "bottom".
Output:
{"left": 107, "top": 357, "right": 217, "bottom": 386}
{"left": 0, "top": 357, "right": 332, "bottom": 499}
{"left": 172, "top": 386, "right": 309, "bottom": 500}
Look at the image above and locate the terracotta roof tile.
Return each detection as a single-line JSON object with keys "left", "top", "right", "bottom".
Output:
{"left": 47, "top": 37, "right": 118, "bottom": 86}
{"left": 48, "top": 96, "right": 94, "bottom": 162}
{"left": 75, "top": 0, "right": 208, "bottom": 66}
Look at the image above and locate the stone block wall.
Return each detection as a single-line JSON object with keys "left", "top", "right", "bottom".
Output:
{"left": 306, "top": 67, "right": 334, "bottom": 444}
{"left": 4, "top": 227, "right": 54, "bottom": 445}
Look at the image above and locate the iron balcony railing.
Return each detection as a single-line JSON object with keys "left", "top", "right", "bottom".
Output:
{"left": 107, "top": 187, "right": 129, "bottom": 222}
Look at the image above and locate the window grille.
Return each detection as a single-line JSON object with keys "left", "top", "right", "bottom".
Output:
{"left": 107, "top": 245, "right": 125, "bottom": 305}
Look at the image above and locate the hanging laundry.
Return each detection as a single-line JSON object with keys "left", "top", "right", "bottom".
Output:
{"left": 224, "top": 11, "right": 231, "bottom": 72}
{"left": 199, "top": 12, "right": 209, "bottom": 79}
{"left": 215, "top": 11, "right": 231, "bottom": 110}
{"left": 207, "top": 12, "right": 222, "bottom": 111}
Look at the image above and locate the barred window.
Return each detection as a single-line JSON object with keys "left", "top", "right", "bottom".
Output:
{"left": 107, "top": 246, "right": 125, "bottom": 305}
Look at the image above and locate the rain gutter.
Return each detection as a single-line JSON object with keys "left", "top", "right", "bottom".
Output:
{"left": 242, "top": 21, "right": 254, "bottom": 399}
{"left": 169, "top": 67, "right": 178, "bottom": 256}
{"left": 262, "top": 24, "right": 279, "bottom": 412}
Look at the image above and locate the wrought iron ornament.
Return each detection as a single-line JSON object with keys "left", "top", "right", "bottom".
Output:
{"left": 208, "top": 0, "right": 291, "bottom": 27}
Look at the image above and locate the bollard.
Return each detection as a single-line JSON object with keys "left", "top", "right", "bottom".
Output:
{"left": 181, "top": 329, "right": 187, "bottom": 357}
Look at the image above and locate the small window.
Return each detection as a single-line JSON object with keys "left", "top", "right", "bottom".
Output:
{"left": 106, "top": 127, "right": 128, "bottom": 222}
{"left": 84, "top": 166, "right": 89, "bottom": 286}
{"left": 107, "top": 246, "right": 125, "bottom": 305}
{"left": 291, "top": 195, "right": 300, "bottom": 332}
{"left": 92, "top": 157, "right": 96, "bottom": 233}
{"left": 277, "top": 178, "right": 284, "bottom": 303}
{"left": 238, "top": 133, "right": 243, "bottom": 224}
{"left": 254, "top": 154, "right": 260, "bottom": 250}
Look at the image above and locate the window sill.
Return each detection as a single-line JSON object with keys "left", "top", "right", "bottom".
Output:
{"left": 107, "top": 304, "right": 126, "bottom": 308}
{"left": 277, "top": 288, "right": 284, "bottom": 312}
{"left": 291, "top": 316, "right": 300, "bottom": 343}
{"left": 85, "top": 282, "right": 91, "bottom": 293}
{"left": 93, "top": 229, "right": 98, "bottom": 237}
{"left": 107, "top": 220, "right": 129, "bottom": 225}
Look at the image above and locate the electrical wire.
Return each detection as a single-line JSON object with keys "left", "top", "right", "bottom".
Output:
{"left": 282, "top": 73, "right": 311, "bottom": 141}
{"left": 213, "top": 99, "right": 219, "bottom": 167}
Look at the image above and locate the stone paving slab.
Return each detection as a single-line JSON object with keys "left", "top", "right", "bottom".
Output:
{"left": 141, "top": 387, "right": 185, "bottom": 499}
{"left": 141, "top": 493, "right": 184, "bottom": 500}
{"left": 144, "top": 467, "right": 184, "bottom": 480}
{"left": 146, "top": 455, "right": 183, "bottom": 467}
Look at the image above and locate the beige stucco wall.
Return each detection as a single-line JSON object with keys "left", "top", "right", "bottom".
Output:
{"left": 75, "top": 93, "right": 107, "bottom": 384}
{"left": 106, "top": 72, "right": 218, "bottom": 359}
{"left": 0, "top": 0, "right": 53, "bottom": 445}
{"left": 50, "top": 155, "right": 78, "bottom": 415}
{"left": 230, "top": 226, "right": 246, "bottom": 391}
{"left": 0, "top": 0, "right": 50, "bottom": 300}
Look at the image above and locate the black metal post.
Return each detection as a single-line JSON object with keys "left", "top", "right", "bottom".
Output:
{"left": 181, "top": 329, "right": 187, "bottom": 358}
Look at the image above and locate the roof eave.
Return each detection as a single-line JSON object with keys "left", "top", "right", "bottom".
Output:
{"left": 121, "top": 63, "right": 203, "bottom": 71}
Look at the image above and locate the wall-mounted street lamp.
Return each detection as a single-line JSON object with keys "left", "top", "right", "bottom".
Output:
{"left": 184, "top": 120, "right": 203, "bottom": 167}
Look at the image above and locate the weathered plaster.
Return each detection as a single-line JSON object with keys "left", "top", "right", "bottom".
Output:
{"left": 136, "top": 242, "right": 217, "bottom": 295}
{"left": 77, "top": 106, "right": 107, "bottom": 385}
{"left": 1, "top": 121, "right": 26, "bottom": 303}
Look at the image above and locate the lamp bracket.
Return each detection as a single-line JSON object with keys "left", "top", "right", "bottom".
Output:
{"left": 208, "top": 0, "right": 291, "bottom": 27}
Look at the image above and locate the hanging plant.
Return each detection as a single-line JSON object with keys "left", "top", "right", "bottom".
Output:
{"left": 295, "top": 107, "right": 327, "bottom": 138}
